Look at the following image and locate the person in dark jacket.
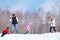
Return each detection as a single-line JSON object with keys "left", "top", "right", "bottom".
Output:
{"left": 1, "top": 27, "right": 10, "bottom": 37}
{"left": 9, "top": 14, "right": 19, "bottom": 34}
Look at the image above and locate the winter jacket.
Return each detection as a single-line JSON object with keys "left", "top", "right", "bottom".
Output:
{"left": 9, "top": 17, "right": 18, "bottom": 24}
{"left": 51, "top": 17, "right": 56, "bottom": 27}
{"left": 26, "top": 23, "right": 31, "bottom": 31}
{"left": 3, "top": 29, "right": 10, "bottom": 34}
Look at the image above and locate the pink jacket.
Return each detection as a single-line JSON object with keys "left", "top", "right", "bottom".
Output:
{"left": 26, "top": 23, "right": 31, "bottom": 31}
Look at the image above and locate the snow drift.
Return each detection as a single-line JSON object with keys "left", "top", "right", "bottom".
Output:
{"left": 0, "top": 32, "right": 60, "bottom": 40}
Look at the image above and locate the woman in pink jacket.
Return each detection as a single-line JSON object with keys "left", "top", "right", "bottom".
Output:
{"left": 24, "top": 23, "right": 32, "bottom": 34}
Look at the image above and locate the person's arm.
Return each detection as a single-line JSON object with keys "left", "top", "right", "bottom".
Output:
{"left": 16, "top": 17, "right": 18, "bottom": 22}
{"left": 7, "top": 30, "right": 10, "bottom": 34}
{"left": 9, "top": 16, "right": 12, "bottom": 22}
{"left": 9, "top": 18, "right": 12, "bottom": 22}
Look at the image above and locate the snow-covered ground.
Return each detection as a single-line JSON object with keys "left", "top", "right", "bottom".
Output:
{"left": 0, "top": 32, "right": 60, "bottom": 40}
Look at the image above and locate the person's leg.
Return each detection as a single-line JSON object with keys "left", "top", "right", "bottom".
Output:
{"left": 1, "top": 33, "right": 5, "bottom": 37}
{"left": 14, "top": 24, "right": 19, "bottom": 34}
{"left": 50, "top": 27, "right": 52, "bottom": 32}
{"left": 11, "top": 24, "right": 14, "bottom": 33}
{"left": 53, "top": 27, "right": 56, "bottom": 32}
{"left": 24, "top": 31, "right": 29, "bottom": 34}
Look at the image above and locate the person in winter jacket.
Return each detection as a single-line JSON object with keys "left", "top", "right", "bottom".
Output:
{"left": 9, "top": 14, "right": 19, "bottom": 34}
{"left": 24, "top": 23, "right": 32, "bottom": 34}
{"left": 50, "top": 16, "right": 56, "bottom": 32}
{"left": 1, "top": 27, "right": 10, "bottom": 37}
